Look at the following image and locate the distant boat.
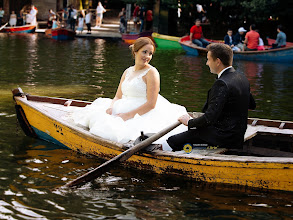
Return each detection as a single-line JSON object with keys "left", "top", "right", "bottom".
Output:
{"left": 122, "top": 31, "right": 153, "bottom": 44}
{"left": 179, "top": 36, "right": 293, "bottom": 63}
{"left": 0, "top": 24, "right": 36, "bottom": 33}
{"left": 152, "top": 32, "right": 182, "bottom": 49}
{"left": 45, "top": 28, "right": 75, "bottom": 41}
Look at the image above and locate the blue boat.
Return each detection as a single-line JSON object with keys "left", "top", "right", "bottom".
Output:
{"left": 179, "top": 36, "right": 293, "bottom": 63}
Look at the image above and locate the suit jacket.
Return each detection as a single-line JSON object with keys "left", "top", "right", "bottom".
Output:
{"left": 188, "top": 67, "right": 256, "bottom": 148}
{"left": 234, "top": 32, "right": 245, "bottom": 45}
{"left": 224, "top": 35, "right": 236, "bottom": 46}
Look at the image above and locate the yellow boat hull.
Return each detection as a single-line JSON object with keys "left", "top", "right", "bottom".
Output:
{"left": 13, "top": 94, "right": 293, "bottom": 192}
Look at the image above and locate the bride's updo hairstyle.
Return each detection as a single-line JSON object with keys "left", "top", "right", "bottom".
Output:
{"left": 129, "top": 37, "right": 156, "bottom": 58}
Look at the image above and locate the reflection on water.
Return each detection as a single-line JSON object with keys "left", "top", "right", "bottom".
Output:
{"left": 235, "top": 60, "right": 293, "bottom": 120}
{"left": 1, "top": 141, "right": 293, "bottom": 219}
{"left": 0, "top": 34, "right": 293, "bottom": 219}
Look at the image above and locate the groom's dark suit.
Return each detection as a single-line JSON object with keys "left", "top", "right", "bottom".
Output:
{"left": 167, "top": 67, "right": 256, "bottom": 150}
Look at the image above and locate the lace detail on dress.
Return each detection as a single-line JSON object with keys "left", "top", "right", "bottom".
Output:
{"left": 122, "top": 66, "right": 152, "bottom": 99}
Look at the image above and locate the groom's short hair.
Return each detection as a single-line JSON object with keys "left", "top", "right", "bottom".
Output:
{"left": 207, "top": 43, "right": 233, "bottom": 67}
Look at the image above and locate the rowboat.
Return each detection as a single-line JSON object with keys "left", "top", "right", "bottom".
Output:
{"left": 12, "top": 88, "right": 293, "bottom": 191}
{"left": 179, "top": 36, "right": 222, "bottom": 56}
{"left": 152, "top": 32, "right": 182, "bottom": 49}
{"left": 122, "top": 31, "right": 153, "bottom": 44}
{"left": 179, "top": 36, "right": 293, "bottom": 63}
{"left": 0, "top": 24, "right": 36, "bottom": 33}
{"left": 45, "top": 28, "right": 75, "bottom": 41}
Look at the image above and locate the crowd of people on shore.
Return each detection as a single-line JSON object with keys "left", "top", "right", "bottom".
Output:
{"left": 45, "top": 2, "right": 153, "bottom": 34}
{"left": 0, "top": 5, "right": 38, "bottom": 27}
{"left": 1, "top": 1, "right": 153, "bottom": 35}
{"left": 46, "top": 1, "right": 106, "bottom": 34}
{"left": 118, "top": 3, "right": 153, "bottom": 33}
{"left": 190, "top": 19, "right": 287, "bottom": 51}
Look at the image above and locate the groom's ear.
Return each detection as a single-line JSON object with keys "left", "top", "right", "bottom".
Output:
{"left": 216, "top": 58, "right": 222, "bottom": 66}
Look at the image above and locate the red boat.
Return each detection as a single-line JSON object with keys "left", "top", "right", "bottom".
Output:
{"left": 45, "top": 28, "right": 75, "bottom": 41}
{"left": 0, "top": 24, "right": 36, "bottom": 33}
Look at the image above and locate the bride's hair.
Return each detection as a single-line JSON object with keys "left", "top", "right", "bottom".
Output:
{"left": 129, "top": 37, "right": 156, "bottom": 58}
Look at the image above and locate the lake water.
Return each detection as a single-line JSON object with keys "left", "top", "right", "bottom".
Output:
{"left": 0, "top": 34, "right": 292, "bottom": 219}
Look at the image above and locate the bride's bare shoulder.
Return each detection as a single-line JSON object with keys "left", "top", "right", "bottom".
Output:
{"left": 147, "top": 66, "right": 160, "bottom": 78}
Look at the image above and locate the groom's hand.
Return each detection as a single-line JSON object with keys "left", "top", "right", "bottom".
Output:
{"left": 178, "top": 114, "right": 190, "bottom": 126}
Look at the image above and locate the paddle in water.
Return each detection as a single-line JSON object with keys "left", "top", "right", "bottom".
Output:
{"left": 61, "top": 121, "right": 181, "bottom": 188}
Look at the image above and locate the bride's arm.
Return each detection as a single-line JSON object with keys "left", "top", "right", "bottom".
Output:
{"left": 117, "top": 68, "right": 160, "bottom": 120}
{"left": 106, "top": 70, "right": 127, "bottom": 114}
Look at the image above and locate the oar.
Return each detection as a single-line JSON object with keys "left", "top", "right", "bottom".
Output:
{"left": 0, "top": 23, "right": 8, "bottom": 31}
{"left": 61, "top": 121, "right": 181, "bottom": 188}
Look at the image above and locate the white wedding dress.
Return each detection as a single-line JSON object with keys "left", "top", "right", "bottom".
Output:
{"left": 72, "top": 65, "right": 188, "bottom": 151}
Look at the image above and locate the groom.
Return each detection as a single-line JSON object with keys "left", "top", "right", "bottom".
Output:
{"left": 167, "top": 43, "right": 256, "bottom": 151}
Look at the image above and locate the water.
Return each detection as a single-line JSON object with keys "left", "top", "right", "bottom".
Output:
{"left": 0, "top": 34, "right": 292, "bottom": 219}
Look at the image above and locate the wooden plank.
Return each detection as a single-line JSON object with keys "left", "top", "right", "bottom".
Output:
{"left": 26, "top": 95, "right": 91, "bottom": 107}
{"left": 247, "top": 118, "right": 293, "bottom": 129}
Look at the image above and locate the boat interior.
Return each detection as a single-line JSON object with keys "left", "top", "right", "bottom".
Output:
{"left": 15, "top": 91, "right": 293, "bottom": 158}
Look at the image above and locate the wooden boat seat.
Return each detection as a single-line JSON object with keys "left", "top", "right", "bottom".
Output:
{"left": 244, "top": 124, "right": 293, "bottom": 142}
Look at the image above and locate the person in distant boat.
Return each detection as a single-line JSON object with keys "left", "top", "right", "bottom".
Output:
{"left": 234, "top": 27, "right": 247, "bottom": 51}
{"left": 48, "top": 9, "right": 56, "bottom": 28}
{"left": 190, "top": 19, "right": 210, "bottom": 48}
{"left": 9, "top": 11, "right": 17, "bottom": 27}
{"left": 224, "top": 29, "right": 240, "bottom": 51}
{"left": 95, "top": 1, "right": 106, "bottom": 28}
{"left": 272, "top": 25, "right": 286, "bottom": 48}
{"left": 0, "top": 7, "right": 4, "bottom": 26}
{"left": 255, "top": 29, "right": 265, "bottom": 50}
{"left": 244, "top": 24, "right": 259, "bottom": 51}
{"left": 71, "top": 37, "right": 188, "bottom": 151}
{"left": 167, "top": 43, "right": 256, "bottom": 151}
{"left": 52, "top": 16, "right": 59, "bottom": 29}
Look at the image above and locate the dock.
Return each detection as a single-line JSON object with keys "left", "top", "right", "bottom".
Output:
{"left": 36, "top": 17, "right": 123, "bottom": 39}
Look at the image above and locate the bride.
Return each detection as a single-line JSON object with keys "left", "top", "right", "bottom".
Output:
{"left": 72, "top": 37, "right": 188, "bottom": 151}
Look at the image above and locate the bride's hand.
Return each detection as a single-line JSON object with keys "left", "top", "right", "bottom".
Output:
{"left": 106, "top": 108, "right": 112, "bottom": 115}
{"left": 116, "top": 112, "right": 133, "bottom": 121}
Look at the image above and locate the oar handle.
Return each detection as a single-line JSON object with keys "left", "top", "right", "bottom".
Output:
{"left": 62, "top": 121, "right": 181, "bottom": 188}
{"left": 119, "top": 121, "right": 181, "bottom": 161}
